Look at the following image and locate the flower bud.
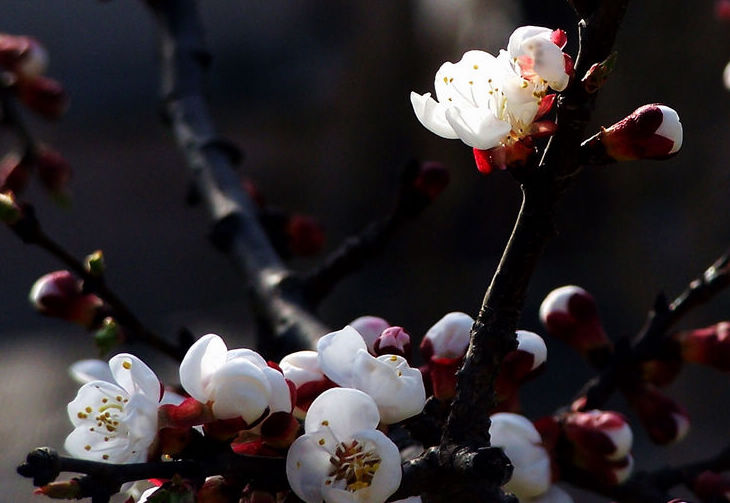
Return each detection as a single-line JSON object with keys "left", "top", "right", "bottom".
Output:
{"left": 29, "top": 270, "right": 103, "bottom": 328}
{"left": 16, "top": 76, "right": 68, "bottom": 120}
{"left": 540, "top": 286, "right": 611, "bottom": 361}
{"left": 286, "top": 214, "right": 324, "bottom": 256}
{"left": 159, "top": 397, "right": 215, "bottom": 429}
{"left": 626, "top": 384, "right": 690, "bottom": 445}
{"left": 692, "top": 470, "right": 730, "bottom": 502}
{"left": 260, "top": 411, "right": 300, "bottom": 449}
{"left": 35, "top": 146, "right": 71, "bottom": 195}
{"left": 563, "top": 410, "right": 633, "bottom": 461}
{"left": 85, "top": 250, "right": 105, "bottom": 276}
{"left": 374, "top": 326, "right": 411, "bottom": 358}
{"left": 581, "top": 52, "right": 617, "bottom": 94}
{"left": 599, "top": 104, "right": 682, "bottom": 161}
{"left": 0, "top": 191, "right": 22, "bottom": 224}
{"left": 675, "top": 322, "right": 730, "bottom": 372}
{"left": 495, "top": 331, "right": 547, "bottom": 402}
{"left": 0, "top": 152, "right": 32, "bottom": 194}
{"left": 411, "top": 161, "right": 449, "bottom": 201}
{"left": 489, "top": 413, "right": 552, "bottom": 499}
{"left": 0, "top": 34, "right": 47, "bottom": 78}
{"left": 717, "top": 0, "right": 730, "bottom": 20}
{"left": 350, "top": 316, "right": 390, "bottom": 354}
{"left": 279, "top": 350, "right": 336, "bottom": 417}
{"left": 34, "top": 479, "right": 81, "bottom": 499}
{"left": 421, "top": 312, "right": 473, "bottom": 361}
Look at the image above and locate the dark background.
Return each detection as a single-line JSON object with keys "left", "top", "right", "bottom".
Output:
{"left": 2, "top": 1, "right": 729, "bottom": 501}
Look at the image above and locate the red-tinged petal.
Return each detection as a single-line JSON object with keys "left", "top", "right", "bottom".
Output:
{"left": 428, "top": 356, "right": 463, "bottom": 401}
{"left": 231, "top": 438, "right": 265, "bottom": 455}
{"left": 535, "top": 94, "right": 556, "bottom": 120}
{"left": 530, "top": 121, "right": 559, "bottom": 138}
{"left": 294, "top": 377, "right": 338, "bottom": 413}
{"left": 551, "top": 29, "right": 568, "bottom": 49}
{"left": 563, "top": 54, "right": 575, "bottom": 78}
{"left": 159, "top": 397, "right": 214, "bottom": 429}
{"left": 473, "top": 148, "right": 493, "bottom": 174}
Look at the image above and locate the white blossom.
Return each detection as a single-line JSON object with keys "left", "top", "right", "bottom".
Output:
{"left": 65, "top": 354, "right": 161, "bottom": 464}
{"left": 317, "top": 327, "right": 425, "bottom": 424}
{"left": 286, "top": 388, "right": 402, "bottom": 503}
{"left": 179, "top": 333, "right": 291, "bottom": 424}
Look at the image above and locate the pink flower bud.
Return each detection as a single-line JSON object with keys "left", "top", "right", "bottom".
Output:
{"left": 600, "top": 104, "right": 682, "bottom": 161}
{"left": 676, "top": 322, "right": 730, "bottom": 372}
{"left": 692, "top": 471, "right": 730, "bottom": 502}
{"left": 374, "top": 326, "right": 411, "bottom": 357}
{"left": 0, "top": 152, "right": 32, "bottom": 194}
{"left": 29, "top": 270, "right": 103, "bottom": 328}
{"left": 626, "top": 384, "right": 690, "bottom": 445}
{"left": 16, "top": 75, "right": 68, "bottom": 120}
{"left": 350, "top": 316, "right": 390, "bottom": 354}
{"left": 35, "top": 146, "right": 71, "bottom": 195}
{"left": 495, "top": 331, "right": 547, "bottom": 402}
{"left": 412, "top": 161, "right": 449, "bottom": 201}
{"left": 540, "top": 285, "right": 610, "bottom": 359}
{"left": 0, "top": 34, "right": 47, "bottom": 78}
{"left": 563, "top": 410, "right": 633, "bottom": 461}
{"left": 286, "top": 214, "right": 324, "bottom": 256}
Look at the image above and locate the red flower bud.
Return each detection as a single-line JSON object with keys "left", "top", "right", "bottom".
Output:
{"left": 598, "top": 104, "right": 682, "bottom": 161}
{"left": 676, "top": 322, "right": 730, "bottom": 372}
{"left": 626, "top": 384, "right": 690, "bottom": 445}
{"left": 29, "top": 270, "right": 103, "bottom": 328}
{"left": 286, "top": 214, "right": 324, "bottom": 256}
{"left": 495, "top": 331, "right": 547, "bottom": 401}
{"left": 35, "top": 146, "right": 71, "bottom": 195}
{"left": 540, "top": 285, "right": 611, "bottom": 360}
{"left": 411, "top": 161, "right": 449, "bottom": 201}
{"left": 563, "top": 410, "right": 633, "bottom": 461}
{"left": 693, "top": 471, "right": 730, "bottom": 502}
{"left": 16, "top": 76, "right": 68, "bottom": 120}
{"left": 373, "top": 326, "right": 411, "bottom": 358}
{"left": 716, "top": 0, "right": 730, "bottom": 20}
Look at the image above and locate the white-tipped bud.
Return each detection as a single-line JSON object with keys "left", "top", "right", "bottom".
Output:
{"left": 515, "top": 330, "right": 547, "bottom": 370}
{"left": 600, "top": 104, "right": 683, "bottom": 160}
{"left": 421, "top": 312, "right": 473, "bottom": 360}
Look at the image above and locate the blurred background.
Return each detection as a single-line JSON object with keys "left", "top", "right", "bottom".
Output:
{"left": 2, "top": 0, "right": 729, "bottom": 501}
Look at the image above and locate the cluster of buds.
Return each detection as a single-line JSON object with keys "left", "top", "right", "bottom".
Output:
{"left": 411, "top": 25, "right": 572, "bottom": 174}
{"left": 537, "top": 409, "right": 634, "bottom": 487}
{"left": 0, "top": 33, "right": 67, "bottom": 119}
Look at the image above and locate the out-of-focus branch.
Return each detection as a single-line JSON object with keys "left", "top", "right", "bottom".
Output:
{"left": 145, "top": 0, "right": 329, "bottom": 359}
{"left": 580, "top": 249, "right": 730, "bottom": 409}
{"left": 303, "top": 160, "right": 448, "bottom": 306}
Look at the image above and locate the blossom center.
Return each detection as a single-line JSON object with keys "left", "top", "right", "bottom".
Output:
{"left": 326, "top": 439, "right": 382, "bottom": 492}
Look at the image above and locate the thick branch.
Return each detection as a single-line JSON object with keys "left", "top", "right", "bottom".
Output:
{"left": 146, "top": 0, "right": 328, "bottom": 358}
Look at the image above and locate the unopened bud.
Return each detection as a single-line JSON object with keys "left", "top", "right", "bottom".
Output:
{"left": 16, "top": 76, "right": 68, "bottom": 120}
{"left": 581, "top": 52, "right": 617, "bottom": 94}
{"left": 374, "top": 326, "right": 411, "bottom": 358}
{"left": 0, "top": 152, "right": 31, "bottom": 194}
{"left": 675, "top": 322, "right": 730, "bottom": 372}
{"left": 717, "top": 0, "right": 730, "bottom": 20}
{"left": 286, "top": 214, "right": 324, "bottom": 256}
{"left": 350, "top": 316, "right": 390, "bottom": 354}
{"left": 598, "top": 104, "right": 683, "bottom": 161}
{"left": 94, "top": 317, "right": 121, "bottom": 354}
{"left": 159, "top": 397, "right": 215, "bottom": 429}
{"left": 85, "top": 250, "right": 105, "bottom": 276}
{"left": 0, "top": 34, "right": 47, "bottom": 78}
{"left": 692, "top": 470, "right": 730, "bottom": 502}
{"left": 34, "top": 479, "right": 81, "bottom": 499}
{"left": 495, "top": 331, "right": 547, "bottom": 401}
{"left": 35, "top": 146, "right": 71, "bottom": 195}
{"left": 421, "top": 312, "right": 473, "bottom": 361}
{"left": 626, "top": 384, "right": 690, "bottom": 445}
{"left": 412, "top": 161, "right": 449, "bottom": 201}
{"left": 279, "top": 350, "right": 335, "bottom": 416}
{"left": 540, "top": 285, "right": 611, "bottom": 361}
{"left": 563, "top": 410, "right": 633, "bottom": 461}
{"left": 29, "top": 270, "right": 103, "bottom": 328}
{"left": 0, "top": 191, "right": 22, "bottom": 224}
{"left": 260, "top": 411, "right": 300, "bottom": 449}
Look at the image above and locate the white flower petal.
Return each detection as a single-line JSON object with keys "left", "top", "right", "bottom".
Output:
{"left": 286, "top": 434, "right": 336, "bottom": 503}
{"left": 226, "top": 347, "right": 268, "bottom": 368}
{"left": 179, "top": 333, "right": 227, "bottom": 403}
{"left": 280, "top": 350, "right": 325, "bottom": 387}
{"left": 318, "top": 326, "right": 368, "bottom": 387}
{"left": 64, "top": 426, "right": 130, "bottom": 463}
{"left": 522, "top": 35, "right": 569, "bottom": 91}
{"left": 109, "top": 353, "right": 160, "bottom": 400}
{"left": 508, "top": 26, "right": 553, "bottom": 59}
{"left": 655, "top": 105, "right": 682, "bottom": 154}
{"left": 351, "top": 351, "right": 425, "bottom": 424}
{"left": 69, "top": 359, "right": 114, "bottom": 385}
{"left": 262, "top": 366, "right": 293, "bottom": 413}
{"left": 208, "top": 358, "right": 271, "bottom": 422}
{"left": 67, "top": 380, "right": 128, "bottom": 427}
{"left": 321, "top": 429, "right": 402, "bottom": 503}
{"left": 445, "top": 105, "right": 511, "bottom": 149}
{"left": 304, "top": 388, "right": 380, "bottom": 439}
{"left": 410, "top": 92, "right": 459, "bottom": 140}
